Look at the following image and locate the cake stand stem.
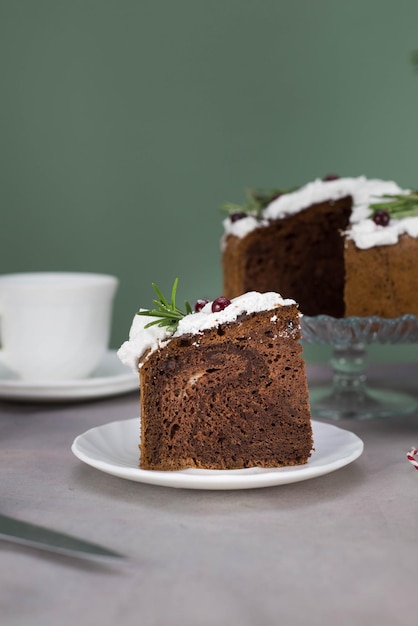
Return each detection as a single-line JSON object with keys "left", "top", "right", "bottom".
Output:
{"left": 309, "top": 344, "right": 417, "bottom": 420}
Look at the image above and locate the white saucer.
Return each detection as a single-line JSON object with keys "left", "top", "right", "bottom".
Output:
{"left": 0, "top": 351, "right": 138, "bottom": 402}
{"left": 71, "top": 418, "right": 364, "bottom": 490}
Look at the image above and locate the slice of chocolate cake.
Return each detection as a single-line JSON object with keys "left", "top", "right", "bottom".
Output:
{"left": 118, "top": 285, "right": 313, "bottom": 471}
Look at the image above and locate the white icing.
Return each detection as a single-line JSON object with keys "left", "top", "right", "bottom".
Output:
{"left": 223, "top": 176, "right": 414, "bottom": 249}
{"left": 346, "top": 216, "right": 418, "bottom": 249}
{"left": 117, "top": 311, "right": 171, "bottom": 372}
{"left": 117, "top": 291, "right": 295, "bottom": 372}
{"left": 264, "top": 177, "right": 405, "bottom": 222}
{"left": 400, "top": 216, "right": 418, "bottom": 238}
{"left": 222, "top": 215, "right": 269, "bottom": 239}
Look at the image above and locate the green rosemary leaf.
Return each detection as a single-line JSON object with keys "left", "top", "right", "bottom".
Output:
{"left": 142, "top": 318, "right": 167, "bottom": 328}
{"left": 221, "top": 202, "right": 246, "bottom": 214}
{"left": 144, "top": 318, "right": 177, "bottom": 330}
{"left": 150, "top": 300, "right": 180, "bottom": 316}
{"left": 171, "top": 277, "right": 179, "bottom": 310}
{"left": 369, "top": 192, "right": 418, "bottom": 218}
{"left": 185, "top": 300, "right": 192, "bottom": 315}
{"left": 385, "top": 209, "right": 418, "bottom": 219}
{"left": 140, "top": 307, "right": 183, "bottom": 320}
{"left": 151, "top": 282, "right": 169, "bottom": 307}
{"left": 221, "top": 186, "right": 296, "bottom": 218}
{"left": 136, "top": 278, "right": 191, "bottom": 331}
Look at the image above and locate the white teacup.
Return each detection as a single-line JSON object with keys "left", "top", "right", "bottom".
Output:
{"left": 0, "top": 272, "right": 118, "bottom": 381}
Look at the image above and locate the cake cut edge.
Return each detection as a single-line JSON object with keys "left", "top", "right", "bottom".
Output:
{"left": 118, "top": 291, "right": 314, "bottom": 472}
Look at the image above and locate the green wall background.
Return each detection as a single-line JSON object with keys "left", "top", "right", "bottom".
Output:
{"left": 1, "top": 0, "right": 418, "bottom": 364}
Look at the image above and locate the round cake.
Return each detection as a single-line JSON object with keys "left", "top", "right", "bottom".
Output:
{"left": 221, "top": 176, "right": 418, "bottom": 318}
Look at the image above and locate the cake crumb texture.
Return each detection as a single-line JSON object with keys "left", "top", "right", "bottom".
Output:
{"left": 139, "top": 305, "right": 313, "bottom": 470}
{"left": 223, "top": 197, "right": 352, "bottom": 317}
{"left": 344, "top": 234, "right": 418, "bottom": 317}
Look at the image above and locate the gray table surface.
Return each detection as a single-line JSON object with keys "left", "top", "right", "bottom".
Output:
{"left": 1, "top": 362, "right": 418, "bottom": 626}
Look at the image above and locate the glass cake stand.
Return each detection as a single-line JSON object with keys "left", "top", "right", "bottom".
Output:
{"left": 300, "top": 314, "right": 418, "bottom": 420}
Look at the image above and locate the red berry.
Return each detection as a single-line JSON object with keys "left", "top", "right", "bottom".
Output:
{"left": 372, "top": 210, "right": 390, "bottom": 226}
{"left": 323, "top": 174, "right": 340, "bottom": 181}
{"left": 194, "top": 299, "right": 209, "bottom": 312}
{"left": 211, "top": 297, "right": 231, "bottom": 313}
{"left": 230, "top": 212, "right": 247, "bottom": 222}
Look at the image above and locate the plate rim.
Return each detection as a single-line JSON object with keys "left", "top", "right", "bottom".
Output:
{"left": 0, "top": 350, "right": 138, "bottom": 401}
{"left": 71, "top": 418, "right": 364, "bottom": 490}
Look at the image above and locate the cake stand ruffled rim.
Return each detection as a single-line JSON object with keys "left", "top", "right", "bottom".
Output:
{"left": 300, "top": 314, "right": 418, "bottom": 346}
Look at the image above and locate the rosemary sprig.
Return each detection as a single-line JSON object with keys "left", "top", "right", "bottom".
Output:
{"left": 221, "top": 187, "right": 293, "bottom": 219}
{"left": 369, "top": 192, "right": 418, "bottom": 219}
{"left": 137, "top": 278, "right": 192, "bottom": 332}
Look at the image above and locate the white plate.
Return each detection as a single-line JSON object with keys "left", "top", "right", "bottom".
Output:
{"left": 0, "top": 351, "right": 138, "bottom": 402}
{"left": 71, "top": 418, "right": 364, "bottom": 490}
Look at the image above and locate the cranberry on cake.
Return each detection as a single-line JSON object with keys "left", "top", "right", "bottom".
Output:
{"left": 222, "top": 176, "right": 418, "bottom": 318}
{"left": 117, "top": 280, "right": 313, "bottom": 471}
